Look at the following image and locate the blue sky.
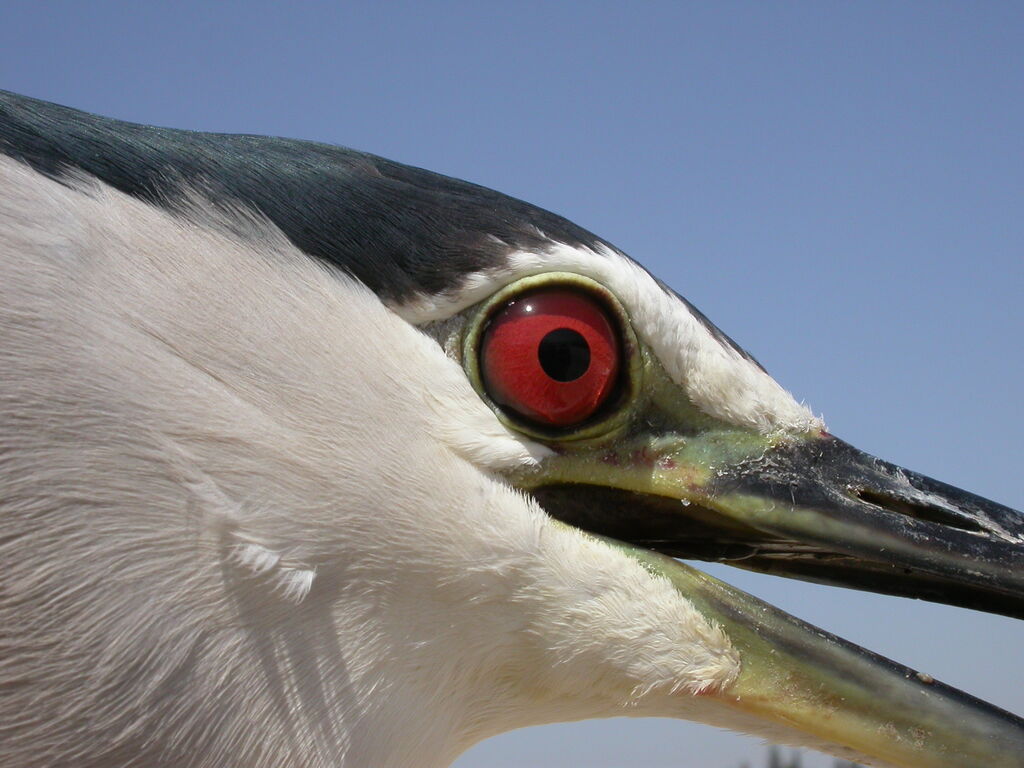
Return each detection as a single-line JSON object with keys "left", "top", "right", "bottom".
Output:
{"left": 3, "top": 2, "right": 1021, "bottom": 766}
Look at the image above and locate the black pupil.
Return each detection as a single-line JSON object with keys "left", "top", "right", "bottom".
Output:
{"left": 538, "top": 328, "right": 590, "bottom": 382}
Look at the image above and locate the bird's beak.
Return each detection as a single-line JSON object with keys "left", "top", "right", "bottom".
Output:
{"left": 519, "top": 425, "right": 1024, "bottom": 766}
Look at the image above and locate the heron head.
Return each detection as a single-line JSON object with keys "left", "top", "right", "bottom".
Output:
{"left": 1, "top": 91, "right": 1022, "bottom": 768}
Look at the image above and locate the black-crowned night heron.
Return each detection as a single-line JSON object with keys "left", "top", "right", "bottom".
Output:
{"left": 1, "top": 91, "right": 1022, "bottom": 768}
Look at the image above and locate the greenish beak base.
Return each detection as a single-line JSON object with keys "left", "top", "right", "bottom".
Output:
{"left": 624, "top": 545, "right": 1024, "bottom": 768}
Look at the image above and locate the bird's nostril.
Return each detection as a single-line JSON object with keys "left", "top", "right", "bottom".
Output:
{"left": 853, "top": 488, "right": 985, "bottom": 533}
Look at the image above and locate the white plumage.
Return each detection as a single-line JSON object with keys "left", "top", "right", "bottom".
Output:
{"left": 0, "top": 157, "right": 753, "bottom": 768}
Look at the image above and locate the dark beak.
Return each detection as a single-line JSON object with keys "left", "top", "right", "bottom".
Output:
{"left": 705, "top": 434, "right": 1024, "bottom": 619}
{"left": 519, "top": 428, "right": 1024, "bottom": 767}
{"left": 530, "top": 432, "right": 1024, "bottom": 619}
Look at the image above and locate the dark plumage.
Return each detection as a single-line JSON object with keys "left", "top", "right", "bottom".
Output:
{"left": 0, "top": 91, "right": 756, "bottom": 363}
{"left": 0, "top": 90, "right": 605, "bottom": 305}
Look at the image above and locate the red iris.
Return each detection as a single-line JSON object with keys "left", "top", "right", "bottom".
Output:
{"left": 480, "top": 289, "right": 621, "bottom": 427}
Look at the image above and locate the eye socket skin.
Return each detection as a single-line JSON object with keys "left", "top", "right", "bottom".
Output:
{"left": 480, "top": 289, "right": 621, "bottom": 427}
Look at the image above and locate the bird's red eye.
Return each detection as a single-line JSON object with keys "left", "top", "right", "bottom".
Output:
{"left": 480, "top": 288, "right": 621, "bottom": 428}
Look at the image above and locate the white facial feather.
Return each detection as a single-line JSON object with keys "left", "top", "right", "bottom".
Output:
{"left": 0, "top": 158, "right": 746, "bottom": 768}
{"left": 397, "top": 241, "right": 823, "bottom": 434}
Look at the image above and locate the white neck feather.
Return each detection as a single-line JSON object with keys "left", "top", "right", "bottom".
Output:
{"left": 0, "top": 159, "right": 741, "bottom": 768}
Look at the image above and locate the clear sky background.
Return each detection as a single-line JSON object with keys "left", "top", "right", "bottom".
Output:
{"left": 2, "top": 3, "right": 1022, "bottom": 766}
